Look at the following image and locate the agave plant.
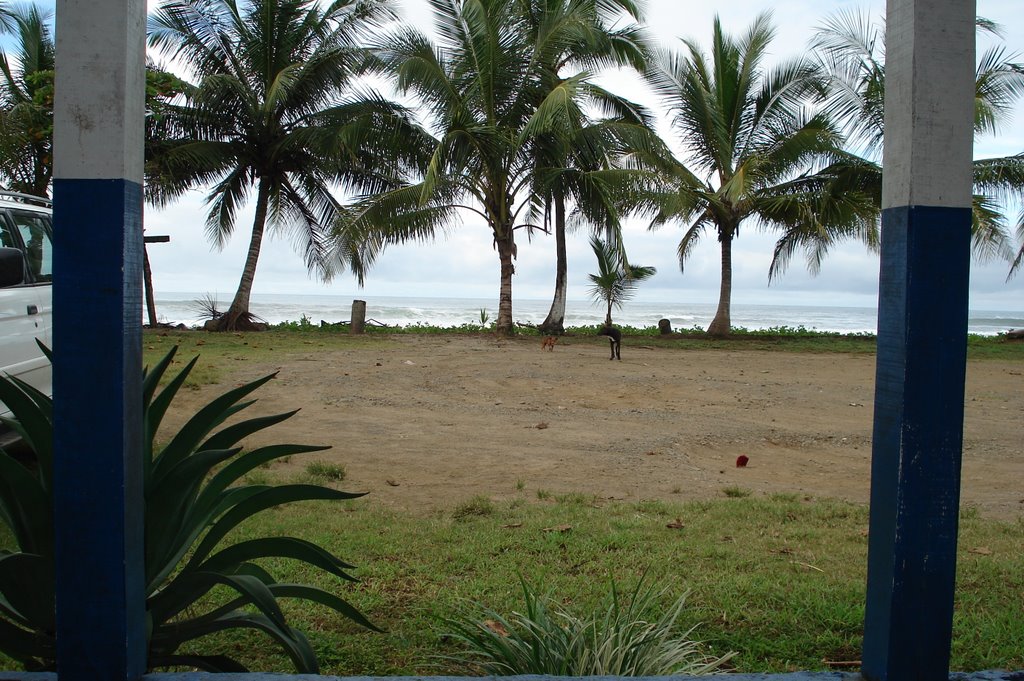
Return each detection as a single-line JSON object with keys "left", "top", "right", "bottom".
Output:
{"left": 0, "top": 345, "right": 375, "bottom": 672}
{"left": 441, "top": 575, "right": 734, "bottom": 676}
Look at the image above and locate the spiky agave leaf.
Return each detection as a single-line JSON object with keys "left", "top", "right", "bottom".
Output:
{"left": 0, "top": 368, "right": 56, "bottom": 670}
{"left": 0, "top": 345, "right": 375, "bottom": 672}
{"left": 140, "top": 346, "right": 375, "bottom": 670}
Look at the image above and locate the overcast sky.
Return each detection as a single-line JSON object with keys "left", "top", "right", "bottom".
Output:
{"left": 134, "top": 0, "right": 1024, "bottom": 311}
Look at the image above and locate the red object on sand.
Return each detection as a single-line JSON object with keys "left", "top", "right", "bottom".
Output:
{"left": 736, "top": 455, "right": 749, "bottom": 468}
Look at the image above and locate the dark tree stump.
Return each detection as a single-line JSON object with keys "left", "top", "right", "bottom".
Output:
{"left": 351, "top": 300, "right": 367, "bottom": 334}
{"left": 658, "top": 318, "right": 673, "bottom": 335}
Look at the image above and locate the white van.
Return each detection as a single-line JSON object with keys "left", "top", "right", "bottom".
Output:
{"left": 0, "top": 191, "right": 53, "bottom": 418}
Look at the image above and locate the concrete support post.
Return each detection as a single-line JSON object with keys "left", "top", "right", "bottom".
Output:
{"left": 862, "top": 2, "right": 976, "bottom": 680}
{"left": 52, "top": 1, "right": 147, "bottom": 679}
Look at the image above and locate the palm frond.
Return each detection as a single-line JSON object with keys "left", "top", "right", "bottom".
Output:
{"left": 1008, "top": 209, "right": 1024, "bottom": 280}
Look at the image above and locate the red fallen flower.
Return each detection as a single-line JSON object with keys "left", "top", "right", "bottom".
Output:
{"left": 736, "top": 455, "right": 749, "bottom": 468}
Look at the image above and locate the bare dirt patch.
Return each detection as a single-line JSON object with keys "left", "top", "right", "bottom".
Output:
{"left": 161, "top": 334, "right": 1024, "bottom": 520}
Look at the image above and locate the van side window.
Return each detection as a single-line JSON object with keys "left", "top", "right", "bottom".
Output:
{"left": 0, "top": 218, "right": 18, "bottom": 249}
{"left": 10, "top": 212, "right": 53, "bottom": 282}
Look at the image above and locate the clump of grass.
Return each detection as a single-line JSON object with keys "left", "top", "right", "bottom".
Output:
{"left": 305, "top": 460, "right": 346, "bottom": 482}
{"left": 453, "top": 495, "right": 495, "bottom": 520}
{"left": 722, "top": 486, "right": 752, "bottom": 498}
{"left": 440, "top": 575, "right": 735, "bottom": 675}
{"left": 243, "top": 470, "right": 270, "bottom": 486}
{"left": 556, "top": 492, "right": 597, "bottom": 506}
{"left": 536, "top": 489, "right": 552, "bottom": 500}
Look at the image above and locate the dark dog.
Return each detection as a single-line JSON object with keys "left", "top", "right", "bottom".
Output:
{"left": 598, "top": 324, "right": 621, "bottom": 360}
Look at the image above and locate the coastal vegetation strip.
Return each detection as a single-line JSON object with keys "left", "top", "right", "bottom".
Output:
{"left": 142, "top": 327, "right": 1024, "bottom": 388}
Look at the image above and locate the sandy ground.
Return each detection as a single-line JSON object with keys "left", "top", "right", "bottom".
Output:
{"left": 161, "top": 334, "right": 1024, "bottom": 520}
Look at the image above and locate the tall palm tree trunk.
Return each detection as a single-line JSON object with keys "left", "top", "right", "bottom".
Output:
{"left": 707, "top": 232, "right": 734, "bottom": 338}
{"left": 495, "top": 227, "right": 516, "bottom": 336}
{"left": 539, "top": 194, "right": 567, "bottom": 335}
{"left": 217, "top": 179, "right": 270, "bottom": 331}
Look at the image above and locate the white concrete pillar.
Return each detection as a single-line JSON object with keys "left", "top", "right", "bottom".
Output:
{"left": 863, "top": 1, "right": 976, "bottom": 680}
{"left": 52, "top": 1, "right": 147, "bottom": 679}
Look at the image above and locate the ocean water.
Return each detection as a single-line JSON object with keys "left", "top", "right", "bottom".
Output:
{"left": 148, "top": 292, "right": 1024, "bottom": 336}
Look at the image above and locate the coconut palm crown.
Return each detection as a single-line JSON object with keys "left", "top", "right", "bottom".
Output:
{"left": 146, "top": 0, "right": 427, "bottom": 331}
{"left": 640, "top": 12, "right": 878, "bottom": 337}
{"left": 0, "top": 3, "right": 55, "bottom": 198}
{"left": 524, "top": 0, "right": 655, "bottom": 335}
{"left": 334, "top": 0, "right": 655, "bottom": 336}
{"left": 773, "top": 9, "right": 1024, "bottom": 279}
{"left": 587, "top": 235, "right": 655, "bottom": 326}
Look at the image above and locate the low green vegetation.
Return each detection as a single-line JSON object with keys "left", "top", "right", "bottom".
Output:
{"left": 142, "top": 326, "right": 1024, "bottom": 378}
{"left": 441, "top": 576, "right": 734, "bottom": 675}
{"left": 306, "top": 460, "right": 347, "bottom": 482}
{"left": 452, "top": 495, "right": 496, "bottom": 521}
{"left": 722, "top": 486, "right": 753, "bottom": 498}
{"left": 36, "top": 492, "right": 1009, "bottom": 675}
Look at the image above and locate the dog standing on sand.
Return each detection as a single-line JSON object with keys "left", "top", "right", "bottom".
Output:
{"left": 541, "top": 336, "right": 558, "bottom": 351}
{"left": 598, "top": 324, "right": 621, "bottom": 360}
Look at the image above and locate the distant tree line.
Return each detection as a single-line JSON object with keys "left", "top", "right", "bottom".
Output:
{"left": 1, "top": 0, "right": 1021, "bottom": 335}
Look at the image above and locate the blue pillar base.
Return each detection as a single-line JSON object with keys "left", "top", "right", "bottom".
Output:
{"left": 52, "top": 178, "right": 146, "bottom": 680}
{"left": 862, "top": 205, "right": 972, "bottom": 681}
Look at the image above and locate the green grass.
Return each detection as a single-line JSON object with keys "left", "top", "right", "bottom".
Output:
{"left": 452, "top": 495, "right": 496, "bottom": 520}
{"left": 305, "top": 460, "right": 347, "bottom": 482}
{"left": 1, "top": 491, "right": 1020, "bottom": 674}
{"left": 95, "top": 493, "right": 1018, "bottom": 676}
{"left": 143, "top": 327, "right": 1024, "bottom": 381}
{"left": 143, "top": 329, "right": 399, "bottom": 386}
{"left": 722, "top": 486, "right": 753, "bottom": 498}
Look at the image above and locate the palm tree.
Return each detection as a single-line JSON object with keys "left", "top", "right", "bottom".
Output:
{"left": 147, "top": 0, "right": 423, "bottom": 331}
{"left": 775, "top": 9, "right": 1024, "bottom": 277}
{"left": 587, "top": 235, "right": 654, "bottom": 326}
{"left": 0, "top": 3, "right": 55, "bottom": 197}
{"left": 525, "top": 0, "right": 652, "bottom": 336}
{"left": 337, "top": 0, "right": 648, "bottom": 336}
{"left": 641, "top": 13, "right": 878, "bottom": 337}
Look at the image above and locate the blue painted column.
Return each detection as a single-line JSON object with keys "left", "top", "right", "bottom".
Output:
{"left": 52, "top": 1, "right": 146, "bottom": 680}
{"left": 862, "top": 2, "right": 976, "bottom": 681}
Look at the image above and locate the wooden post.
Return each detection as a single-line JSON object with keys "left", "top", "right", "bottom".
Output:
{"left": 143, "top": 248, "right": 158, "bottom": 327}
{"left": 52, "top": 1, "right": 147, "bottom": 679}
{"left": 862, "top": 2, "right": 975, "bottom": 680}
{"left": 351, "top": 299, "right": 367, "bottom": 334}
{"left": 143, "top": 235, "right": 170, "bottom": 327}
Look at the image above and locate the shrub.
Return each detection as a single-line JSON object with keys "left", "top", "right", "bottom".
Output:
{"left": 441, "top": 576, "right": 735, "bottom": 675}
{"left": 0, "top": 345, "right": 376, "bottom": 672}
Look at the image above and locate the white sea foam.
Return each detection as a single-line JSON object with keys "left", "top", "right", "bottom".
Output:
{"left": 147, "top": 292, "right": 1024, "bottom": 336}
